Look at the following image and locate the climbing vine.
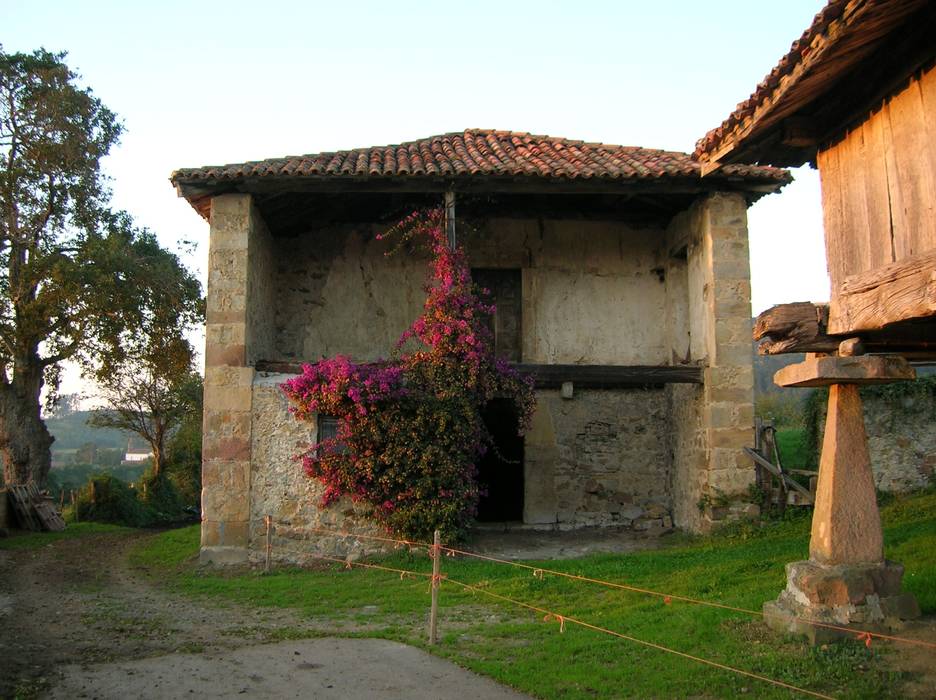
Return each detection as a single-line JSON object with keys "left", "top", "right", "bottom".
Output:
{"left": 282, "top": 209, "right": 535, "bottom": 541}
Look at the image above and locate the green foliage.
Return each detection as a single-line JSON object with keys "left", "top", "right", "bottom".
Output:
{"left": 46, "top": 461, "right": 147, "bottom": 501}
{"left": 71, "top": 469, "right": 188, "bottom": 528}
{"left": 775, "top": 428, "right": 810, "bottom": 468}
{"left": 134, "top": 489, "right": 936, "bottom": 699}
{"left": 754, "top": 392, "right": 807, "bottom": 428}
{"left": 165, "top": 396, "right": 203, "bottom": 508}
{"left": 0, "top": 46, "right": 203, "bottom": 485}
{"left": 90, "top": 358, "right": 202, "bottom": 478}
{"left": 74, "top": 474, "right": 150, "bottom": 527}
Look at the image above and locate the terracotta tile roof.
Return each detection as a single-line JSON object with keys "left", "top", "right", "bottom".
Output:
{"left": 172, "top": 129, "right": 788, "bottom": 186}
{"left": 694, "top": 0, "right": 930, "bottom": 163}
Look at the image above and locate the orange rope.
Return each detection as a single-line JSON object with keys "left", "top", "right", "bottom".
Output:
{"left": 443, "top": 577, "right": 836, "bottom": 700}
{"left": 296, "top": 523, "right": 936, "bottom": 651}
{"left": 441, "top": 545, "right": 936, "bottom": 651}
{"left": 305, "top": 549, "right": 835, "bottom": 700}
{"left": 307, "top": 551, "right": 433, "bottom": 580}
{"left": 303, "top": 525, "right": 432, "bottom": 550}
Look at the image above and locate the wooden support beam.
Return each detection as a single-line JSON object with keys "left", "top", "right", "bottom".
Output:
{"left": 828, "top": 249, "right": 936, "bottom": 334}
{"left": 753, "top": 299, "right": 936, "bottom": 358}
{"left": 256, "top": 360, "right": 704, "bottom": 388}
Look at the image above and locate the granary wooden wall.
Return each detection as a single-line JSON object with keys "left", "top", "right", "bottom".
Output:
{"left": 818, "top": 64, "right": 936, "bottom": 333}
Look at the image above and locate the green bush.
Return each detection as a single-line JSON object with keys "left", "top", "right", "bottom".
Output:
{"left": 72, "top": 470, "right": 189, "bottom": 528}
{"left": 75, "top": 474, "right": 150, "bottom": 527}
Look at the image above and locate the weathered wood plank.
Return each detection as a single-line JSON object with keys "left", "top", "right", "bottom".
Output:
{"left": 512, "top": 364, "right": 703, "bottom": 387}
{"left": 828, "top": 248, "right": 936, "bottom": 333}
{"left": 838, "top": 126, "right": 872, "bottom": 274}
{"left": 890, "top": 72, "right": 935, "bottom": 258}
{"left": 818, "top": 144, "right": 851, "bottom": 291}
{"left": 753, "top": 300, "right": 936, "bottom": 356}
{"left": 255, "top": 360, "right": 704, "bottom": 387}
{"left": 916, "top": 65, "right": 936, "bottom": 253}
{"left": 860, "top": 116, "right": 895, "bottom": 269}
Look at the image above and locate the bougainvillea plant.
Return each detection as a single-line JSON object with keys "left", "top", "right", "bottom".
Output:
{"left": 281, "top": 209, "right": 535, "bottom": 541}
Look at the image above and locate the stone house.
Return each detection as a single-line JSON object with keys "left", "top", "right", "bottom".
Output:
{"left": 171, "top": 129, "right": 789, "bottom": 564}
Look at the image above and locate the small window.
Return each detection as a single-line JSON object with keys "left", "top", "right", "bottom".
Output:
{"left": 316, "top": 415, "right": 347, "bottom": 455}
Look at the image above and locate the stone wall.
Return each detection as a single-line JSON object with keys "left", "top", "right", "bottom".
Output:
{"left": 813, "top": 387, "right": 936, "bottom": 493}
{"left": 249, "top": 375, "right": 388, "bottom": 563}
{"left": 866, "top": 390, "right": 935, "bottom": 491}
{"left": 666, "top": 193, "right": 756, "bottom": 532}
{"left": 199, "top": 192, "right": 759, "bottom": 562}
{"left": 250, "top": 378, "right": 674, "bottom": 557}
{"left": 523, "top": 388, "right": 672, "bottom": 530}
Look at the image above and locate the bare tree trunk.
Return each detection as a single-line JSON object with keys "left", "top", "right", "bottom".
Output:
{"left": 0, "top": 350, "right": 54, "bottom": 486}
{"left": 0, "top": 382, "right": 53, "bottom": 486}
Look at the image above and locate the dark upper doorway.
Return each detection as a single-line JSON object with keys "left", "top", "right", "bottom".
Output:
{"left": 471, "top": 268, "right": 522, "bottom": 362}
{"left": 476, "top": 398, "right": 525, "bottom": 522}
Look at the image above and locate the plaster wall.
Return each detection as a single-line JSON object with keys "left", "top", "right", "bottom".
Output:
{"left": 270, "top": 218, "right": 670, "bottom": 365}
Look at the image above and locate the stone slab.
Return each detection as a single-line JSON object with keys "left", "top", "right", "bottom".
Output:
{"left": 774, "top": 354, "right": 915, "bottom": 388}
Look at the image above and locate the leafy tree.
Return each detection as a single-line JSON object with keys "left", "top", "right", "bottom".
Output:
{"left": 90, "top": 340, "right": 202, "bottom": 479}
{"left": 0, "top": 47, "right": 203, "bottom": 485}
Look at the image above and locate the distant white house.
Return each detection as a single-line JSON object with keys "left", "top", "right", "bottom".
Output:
{"left": 123, "top": 438, "right": 152, "bottom": 463}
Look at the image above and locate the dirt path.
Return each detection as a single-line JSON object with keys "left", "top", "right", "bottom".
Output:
{"left": 0, "top": 531, "right": 528, "bottom": 699}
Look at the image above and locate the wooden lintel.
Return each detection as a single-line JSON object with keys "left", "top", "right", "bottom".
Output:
{"left": 754, "top": 302, "right": 839, "bottom": 354}
{"left": 774, "top": 354, "right": 915, "bottom": 388}
{"left": 255, "top": 360, "right": 703, "bottom": 388}
{"left": 512, "top": 363, "right": 703, "bottom": 388}
{"left": 828, "top": 249, "right": 936, "bottom": 334}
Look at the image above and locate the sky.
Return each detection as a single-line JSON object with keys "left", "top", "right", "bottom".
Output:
{"left": 4, "top": 0, "right": 831, "bottom": 397}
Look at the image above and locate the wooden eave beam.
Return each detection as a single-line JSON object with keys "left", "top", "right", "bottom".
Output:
{"left": 828, "top": 249, "right": 936, "bottom": 334}
{"left": 255, "top": 361, "right": 703, "bottom": 388}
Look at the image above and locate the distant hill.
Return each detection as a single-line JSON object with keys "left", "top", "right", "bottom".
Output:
{"left": 45, "top": 410, "right": 130, "bottom": 451}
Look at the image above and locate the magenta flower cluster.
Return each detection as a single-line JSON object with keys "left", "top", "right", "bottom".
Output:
{"left": 282, "top": 209, "right": 535, "bottom": 541}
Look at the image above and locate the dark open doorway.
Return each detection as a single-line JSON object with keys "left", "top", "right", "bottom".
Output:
{"left": 476, "top": 398, "right": 524, "bottom": 522}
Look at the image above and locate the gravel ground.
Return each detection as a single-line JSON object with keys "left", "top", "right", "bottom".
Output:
{"left": 0, "top": 530, "right": 530, "bottom": 699}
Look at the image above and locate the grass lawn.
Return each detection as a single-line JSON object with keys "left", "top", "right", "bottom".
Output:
{"left": 775, "top": 428, "right": 812, "bottom": 468}
{"left": 0, "top": 522, "right": 131, "bottom": 550}
{"left": 132, "top": 490, "right": 936, "bottom": 699}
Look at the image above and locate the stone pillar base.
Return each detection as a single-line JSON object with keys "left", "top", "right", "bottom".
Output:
{"left": 764, "top": 560, "right": 920, "bottom": 644}
{"left": 199, "top": 546, "right": 249, "bottom": 566}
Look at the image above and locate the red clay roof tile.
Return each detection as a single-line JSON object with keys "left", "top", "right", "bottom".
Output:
{"left": 171, "top": 129, "right": 787, "bottom": 186}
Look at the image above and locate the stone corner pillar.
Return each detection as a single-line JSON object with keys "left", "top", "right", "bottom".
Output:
{"left": 764, "top": 353, "right": 921, "bottom": 642}
{"left": 200, "top": 193, "right": 272, "bottom": 565}
{"left": 674, "top": 192, "right": 756, "bottom": 533}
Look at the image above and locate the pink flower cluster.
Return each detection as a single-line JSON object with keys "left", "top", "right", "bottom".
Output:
{"left": 280, "top": 208, "right": 536, "bottom": 540}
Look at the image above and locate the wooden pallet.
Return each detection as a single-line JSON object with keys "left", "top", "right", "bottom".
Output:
{"left": 7, "top": 483, "right": 66, "bottom": 531}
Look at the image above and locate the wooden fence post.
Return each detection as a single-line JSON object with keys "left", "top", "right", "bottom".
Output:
{"left": 264, "top": 515, "right": 273, "bottom": 573}
{"left": 429, "top": 529, "right": 441, "bottom": 644}
{"left": 71, "top": 490, "right": 78, "bottom": 523}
